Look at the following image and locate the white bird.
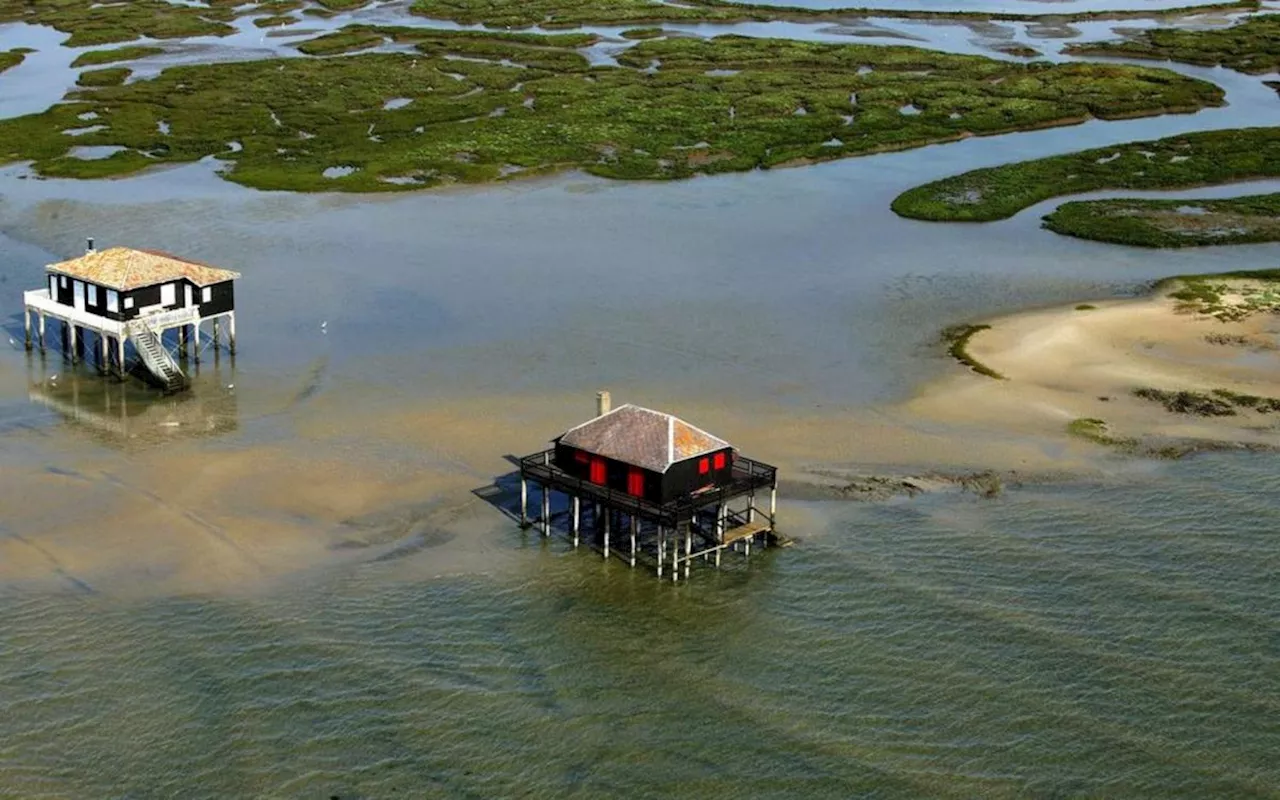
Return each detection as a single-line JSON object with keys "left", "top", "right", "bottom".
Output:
{"left": 49, "top": 374, "right": 58, "bottom": 381}
{"left": 227, "top": 383, "right": 234, "bottom": 389}
{"left": 7, "top": 337, "right": 13, "bottom": 345}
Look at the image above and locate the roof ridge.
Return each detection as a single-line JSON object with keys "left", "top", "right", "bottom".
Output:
{"left": 667, "top": 414, "right": 674, "bottom": 466}
{"left": 672, "top": 415, "right": 726, "bottom": 448}
{"left": 558, "top": 401, "right": 630, "bottom": 438}
{"left": 45, "top": 247, "right": 240, "bottom": 290}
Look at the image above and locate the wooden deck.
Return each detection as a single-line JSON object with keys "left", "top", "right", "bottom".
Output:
{"left": 722, "top": 519, "right": 770, "bottom": 545}
{"left": 518, "top": 449, "right": 779, "bottom": 580}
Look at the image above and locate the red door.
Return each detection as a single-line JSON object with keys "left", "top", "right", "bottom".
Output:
{"left": 590, "top": 457, "right": 607, "bottom": 485}
{"left": 627, "top": 467, "right": 645, "bottom": 498}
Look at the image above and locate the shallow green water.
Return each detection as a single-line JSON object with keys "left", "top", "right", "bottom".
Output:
{"left": 3, "top": 453, "right": 1276, "bottom": 799}
{"left": 2, "top": 11, "right": 1280, "bottom": 796}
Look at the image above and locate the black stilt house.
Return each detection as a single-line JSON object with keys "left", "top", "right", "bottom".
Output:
{"left": 553, "top": 404, "right": 737, "bottom": 504}
{"left": 44, "top": 246, "right": 239, "bottom": 321}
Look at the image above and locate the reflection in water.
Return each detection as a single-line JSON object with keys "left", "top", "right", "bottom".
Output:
{"left": 25, "top": 358, "right": 238, "bottom": 446}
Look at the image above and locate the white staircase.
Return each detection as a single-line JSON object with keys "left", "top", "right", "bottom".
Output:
{"left": 128, "top": 322, "right": 187, "bottom": 392}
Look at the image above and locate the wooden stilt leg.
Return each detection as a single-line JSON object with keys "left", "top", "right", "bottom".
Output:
{"left": 23, "top": 307, "right": 31, "bottom": 351}
{"left": 38, "top": 314, "right": 45, "bottom": 352}
{"left": 657, "top": 526, "right": 664, "bottom": 578}
{"left": 715, "top": 504, "right": 723, "bottom": 568}
{"left": 672, "top": 524, "right": 679, "bottom": 583}
{"left": 519, "top": 477, "right": 527, "bottom": 528}
{"left": 192, "top": 323, "right": 200, "bottom": 364}
{"left": 98, "top": 332, "right": 107, "bottom": 375}
{"left": 630, "top": 514, "right": 637, "bottom": 568}
{"left": 116, "top": 335, "right": 126, "bottom": 380}
{"left": 69, "top": 325, "right": 78, "bottom": 364}
{"left": 213, "top": 318, "right": 221, "bottom": 351}
{"left": 685, "top": 525, "right": 692, "bottom": 579}
{"left": 572, "top": 496, "right": 580, "bottom": 547}
{"left": 541, "top": 484, "right": 550, "bottom": 537}
{"left": 603, "top": 510, "right": 610, "bottom": 559}
{"left": 227, "top": 312, "right": 237, "bottom": 355}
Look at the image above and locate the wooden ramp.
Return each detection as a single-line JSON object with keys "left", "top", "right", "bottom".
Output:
{"left": 723, "top": 519, "right": 770, "bottom": 545}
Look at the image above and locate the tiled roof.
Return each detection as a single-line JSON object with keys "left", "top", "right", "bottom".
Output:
{"left": 46, "top": 247, "right": 241, "bottom": 291}
{"left": 558, "top": 404, "right": 731, "bottom": 473}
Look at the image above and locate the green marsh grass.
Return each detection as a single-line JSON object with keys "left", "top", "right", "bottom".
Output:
{"left": 1065, "top": 14, "right": 1280, "bottom": 75}
{"left": 71, "top": 46, "right": 165, "bottom": 68}
{"left": 0, "top": 33, "right": 1226, "bottom": 192}
{"left": 941, "top": 324, "right": 1004, "bottom": 379}
{"left": 1044, "top": 193, "right": 1280, "bottom": 248}
{"left": 893, "top": 127, "right": 1279, "bottom": 223}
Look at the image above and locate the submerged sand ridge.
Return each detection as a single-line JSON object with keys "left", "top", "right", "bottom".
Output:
{"left": 3, "top": 301, "right": 1276, "bottom": 598}
{"left": 909, "top": 277, "right": 1280, "bottom": 451}
{"left": 0, "top": 380, "right": 1086, "bottom": 596}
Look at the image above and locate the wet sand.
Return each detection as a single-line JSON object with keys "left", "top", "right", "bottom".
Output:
{"left": 909, "top": 279, "right": 1280, "bottom": 449}
{"left": 0, "top": 374, "right": 1121, "bottom": 595}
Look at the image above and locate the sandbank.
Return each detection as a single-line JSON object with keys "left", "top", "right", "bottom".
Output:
{"left": 5, "top": 278, "right": 1278, "bottom": 596}
{"left": 908, "top": 277, "right": 1280, "bottom": 452}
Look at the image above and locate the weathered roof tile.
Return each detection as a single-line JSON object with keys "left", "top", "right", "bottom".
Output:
{"left": 558, "top": 404, "right": 730, "bottom": 473}
{"left": 46, "top": 247, "right": 241, "bottom": 291}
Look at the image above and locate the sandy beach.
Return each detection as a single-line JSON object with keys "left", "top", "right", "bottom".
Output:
{"left": 909, "top": 277, "right": 1280, "bottom": 451}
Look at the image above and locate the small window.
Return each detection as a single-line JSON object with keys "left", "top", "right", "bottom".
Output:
{"left": 60, "top": 276, "right": 67, "bottom": 289}
{"left": 87, "top": 284, "right": 98, "bottom": 305}
{"left": 160, "top": 283, "right": 176, "bottom": 306}
{"left": 49, "top": 275, "right": 56, "bottom": 295}
{"left": 698, "top": 457, "right": 710, "bottom": 475}
{"left": 106, "top": 290, "right": 118, "bottom": 313}
{"left": 589, "top": 458, "right": 607, "bottom": 485}
{"left": 713, "top": 452, "right": 726, "bottom": 470}
{"left": 202, "top": 286, "right": 212, "bottom": 303}
{"left": 124, "top": 296, "right": 134, "bottom": 310}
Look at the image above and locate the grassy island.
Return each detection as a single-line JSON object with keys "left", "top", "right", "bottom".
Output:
{"left": 0, "top": 0, "right": 1265, "bottom": 49}
{"left": 406, "top": 0, "right": 1264, "bottom": 28}
{"left": 75, "top": 67, "right": 131, "bottom": 87}
{"left": 1, "top": 48, "right": 29, "bottom": 74}
{"left": 70, "top": 46, "right": 166, "bottom": 68}
{"left": 0, "top": 0, "right": 238, "bottom": 46}
{"left": 0, "top": 33, "right": 1226, "bottom": 192}
{"left": 0, "top": 0, "right": 359, "bottom": 47}
{"left": 1044, "top": 193, "right": 1280, "bottom": 247}
{"left": 1064, "top": 13, "right": 1280, "bottom": 74}
{"left": 407, "top": 0, "right": 765, "bottom": 27}
{"left": 892, "top": 127, "right": 1280, "bottom": 222}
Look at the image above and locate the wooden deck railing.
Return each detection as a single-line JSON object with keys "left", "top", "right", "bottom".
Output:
{"left": 519, "top": 449, "right": 776, "bottom": 528}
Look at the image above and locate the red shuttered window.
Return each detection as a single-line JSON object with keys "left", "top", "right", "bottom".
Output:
{"left": 698, "top": 457, "right": 710, "bottom": 475}
{"left": 627, "top": 468, "right": 644, "bottom": 497}
{"left": 713, "top": 452, "right": 726, "bottom": 470}
{"left": 590, "top": 457, "right": 607, "bottom": 485}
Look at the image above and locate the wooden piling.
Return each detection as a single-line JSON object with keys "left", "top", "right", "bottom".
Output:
{"left": 519, "top": 477, "right": 528, "bottom": 528}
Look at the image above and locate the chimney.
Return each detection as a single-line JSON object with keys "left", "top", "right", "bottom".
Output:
{"left": 85, "top": 237, "right": 95, "bottom": 253}
{"left": 596, "top": 390, "right": 611, "bottom": 417}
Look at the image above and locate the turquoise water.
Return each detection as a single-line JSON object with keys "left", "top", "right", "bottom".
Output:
{"left": 3, "top": 453, "right": 1277, "bottom": 798}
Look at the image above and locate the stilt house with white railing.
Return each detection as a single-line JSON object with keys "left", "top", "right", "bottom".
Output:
{"left": 23, "top": 241, "right": 239, "bottom": 392}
